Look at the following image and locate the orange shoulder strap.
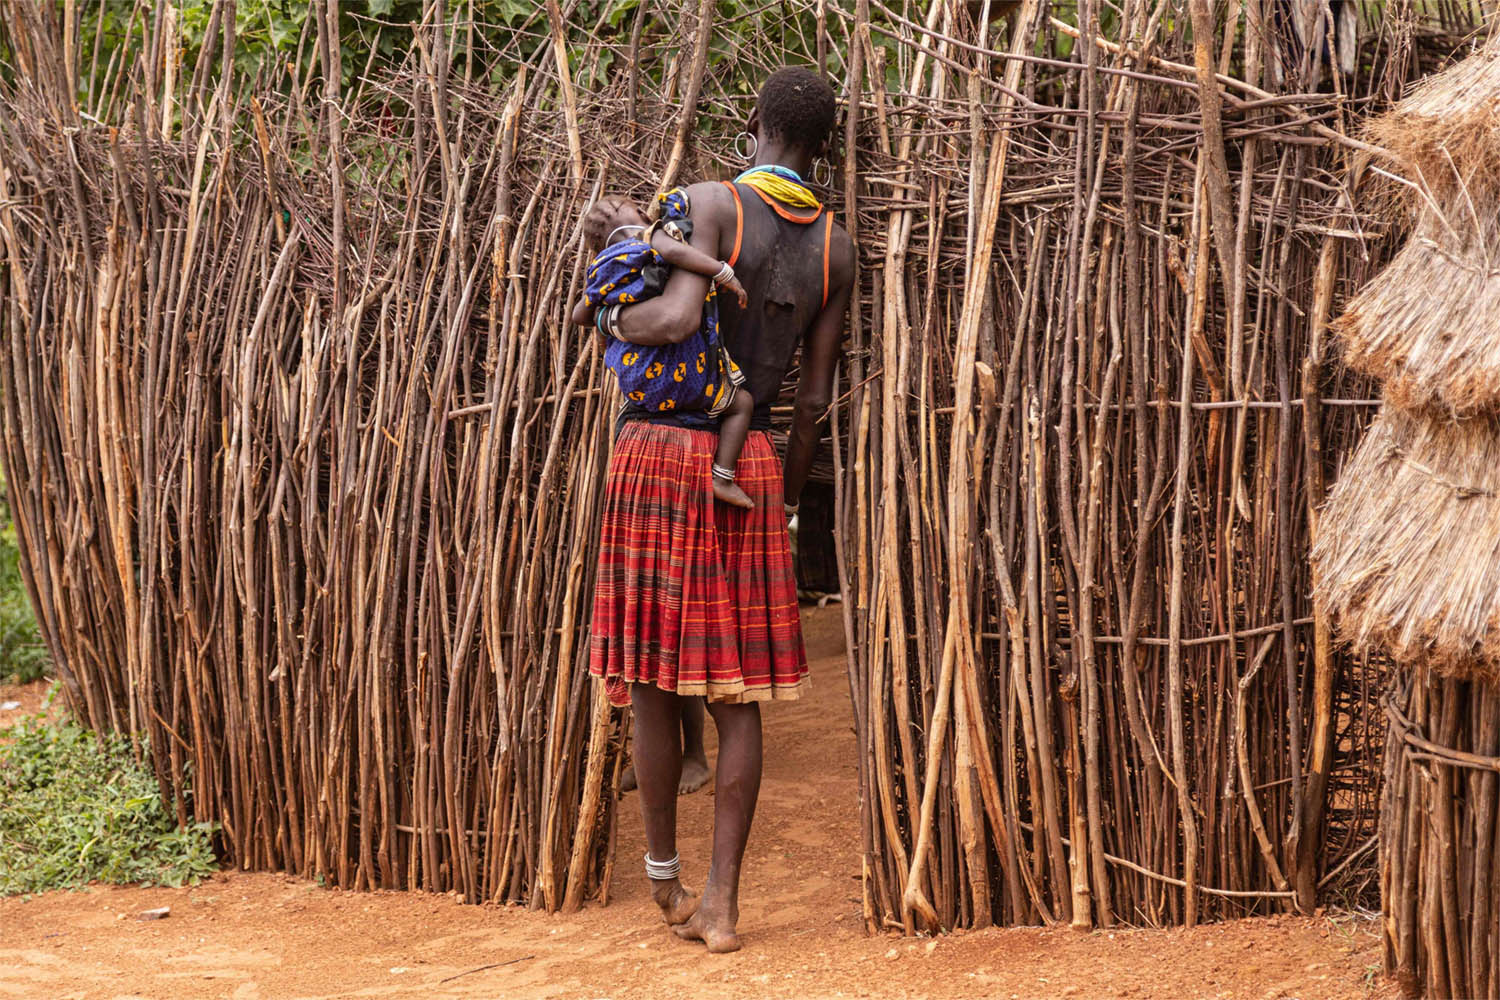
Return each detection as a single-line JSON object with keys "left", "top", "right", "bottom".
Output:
{"left": 721, "top": 181, "right": 744, "bottom": 267}
{"left": 821, "top": 210, "right": 833, "bottom": 309}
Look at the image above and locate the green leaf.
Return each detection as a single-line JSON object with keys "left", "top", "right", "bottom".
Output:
{"left": 0, "top": 717, "right": 219, "bottom": 895}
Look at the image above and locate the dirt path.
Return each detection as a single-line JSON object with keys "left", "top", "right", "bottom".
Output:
{"left": 0, "top": 677, "right": 53, "bottom": 721}
{"left": 1, "top": 607, "right": 1394, "bottom": 999}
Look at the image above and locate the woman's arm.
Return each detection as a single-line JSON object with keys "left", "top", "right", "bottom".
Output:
{"left": 570, "top": 296, "right": 595, "bottom": 327}
{"left": 782, "top": 230, "right": 854, "bottom": 507}
{"left": 612, "top": 183, "right": 728, "bottom": 347}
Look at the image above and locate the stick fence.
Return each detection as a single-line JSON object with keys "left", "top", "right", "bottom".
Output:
{"left": 0, "top": 1, "right": 1481, "bottom": 928}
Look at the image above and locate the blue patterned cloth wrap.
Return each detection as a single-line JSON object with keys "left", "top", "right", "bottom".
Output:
{"left": 585, "top": 189, "right": 742, "bottom": 416}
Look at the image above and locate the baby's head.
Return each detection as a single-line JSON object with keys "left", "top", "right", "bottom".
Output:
{"left": 584, "top": 197, "right": 649, "bottom": 249}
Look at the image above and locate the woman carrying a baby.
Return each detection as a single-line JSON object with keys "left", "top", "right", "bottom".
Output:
{"left": 580, "top": 66, "right": 853, "bottom": 954}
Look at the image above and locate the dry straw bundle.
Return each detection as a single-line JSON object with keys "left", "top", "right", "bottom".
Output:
{"left": 1313, "top": 408, "right": 1500, "bottom": 675}
{"left": 0, "top": 0, "right": 1479, "bottom": 935}
{"left": 1334, "top": 219, "right": 1500, "bottom": 415}
{"left": 1338, "top": 35, "right": 1500, "bottom": 419}
{"left": 1338, "top": 36, "right": 1500, "bottom": 417}
{"left": 1365, "top": 37, "right": 1500, "bottom": 208}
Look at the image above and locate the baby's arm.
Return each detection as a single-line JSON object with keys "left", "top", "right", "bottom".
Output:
{"left": 650, "top": 228, "right": 728, "bottom": 279}
{"left": 650, "top": 230, "right": 748, "bottom": 309}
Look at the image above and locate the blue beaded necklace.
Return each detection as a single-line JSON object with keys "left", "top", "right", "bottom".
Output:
{"left": 734, "top": 163, "right": 806, "bottom": 185}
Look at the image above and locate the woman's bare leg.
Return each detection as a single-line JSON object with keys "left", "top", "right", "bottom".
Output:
{"left": 673, "top": 700, "right": 762, "bottom": 952}
{"left": 630, "top": 683, "right": 699, "bottom": 924}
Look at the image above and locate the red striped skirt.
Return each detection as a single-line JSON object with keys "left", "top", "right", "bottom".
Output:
{"left": 589, "top": 422, "right": 808, "bottom": 707}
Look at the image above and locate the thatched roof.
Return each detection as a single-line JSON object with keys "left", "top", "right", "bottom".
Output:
{"left": 1332, "top": 216, "right": 1500, "bottom": 415}
{"left": 1337, "top": 41, "right": 1500, "bottom": 415}
{"left": 1365, "top": 38, "right": 1500, "bottom": 206}
{"left": 1312, "top": 407, "right": 1500, "bottom": 678}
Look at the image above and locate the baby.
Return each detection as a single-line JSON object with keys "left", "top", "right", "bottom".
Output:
{"left": 571, "top": 190, "right": 756, "bottom": 509}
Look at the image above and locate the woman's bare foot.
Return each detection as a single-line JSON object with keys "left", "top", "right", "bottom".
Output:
{"left": 679, "top": 753, "right": 711, "bottom": 795}
{"left": 621, "top": 764, "right": 639, "bottom": 793}
{"left": 712, "top": 477, "right": 754, "bottom": 509}
{"left": 671, "top": 893, "right": 741, "bottom": 952}
{"left": 651, "top": 878, "right": 699, "bottom": 926}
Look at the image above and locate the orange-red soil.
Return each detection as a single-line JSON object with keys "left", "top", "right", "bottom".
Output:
{"left": 0, "top": 677, "right": 53, "bottom": 722}
{"left": 0, "top": 608, "right": 1396, "bottom": 999}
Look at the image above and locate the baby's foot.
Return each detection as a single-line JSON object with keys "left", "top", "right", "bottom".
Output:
{"left": 623, "top": 760, "right": 707, "bottom": 795}
{"left": 713, "top": 477, "right": 754, "bottom": 509}
{"left": 679, "top": 753, "right": 712, "bottom": 795}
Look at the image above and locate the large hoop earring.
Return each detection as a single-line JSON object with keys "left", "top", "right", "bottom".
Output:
{"left": 734, "top": 131, "right": 758, "bottom": 162}
{"left": 813, "top": 158, "right": 832, "bottom": 187}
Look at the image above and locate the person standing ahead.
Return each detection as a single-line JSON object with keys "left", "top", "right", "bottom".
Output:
{"left": 588, "top": 66, "right": 852, "bottom": 952}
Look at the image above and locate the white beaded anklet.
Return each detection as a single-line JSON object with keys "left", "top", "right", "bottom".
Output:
{"left": 644, "top": 851, "right": 681, "bottom": 881}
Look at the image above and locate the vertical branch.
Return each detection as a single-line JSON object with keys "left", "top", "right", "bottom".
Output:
{"left": 1186, "top": 0, "right": 1236, "bottom": 288}
{"left": 321, "top": 0, "right": 345, "bottom": 318}
{"left": 1166, "top": 176, "right": 1210, "bottom": 927}
{"left": 656, "top": 0, "right": 715, "bottom": 197}
{"left": 1296, "top": 236, "right": 1340, "bottom": 912}
{"left": 545, "top": 0, "right": 585, "bottom": 187}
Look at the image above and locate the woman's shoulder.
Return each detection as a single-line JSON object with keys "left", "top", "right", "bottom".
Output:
{"left": 677, "top": 180, "right": 736, "bottom": 216}
{"left": 823, "top": 213, "right": 855, "bottom": 293}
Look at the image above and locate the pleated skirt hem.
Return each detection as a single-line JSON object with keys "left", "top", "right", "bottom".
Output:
{"left": 588, "top": 422, "right": 808, "bottom": 708}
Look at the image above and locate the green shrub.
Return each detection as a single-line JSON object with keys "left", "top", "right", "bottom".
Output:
{"left": 0, "top": 712, "right": 218, "bottom": 895}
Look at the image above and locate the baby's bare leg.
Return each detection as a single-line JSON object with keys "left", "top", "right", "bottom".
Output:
{"left": 711, "top": 390, "right": 755, "bottom": 510}
{"left": 679, "top": 697, "right": 712, "bottom": 794}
